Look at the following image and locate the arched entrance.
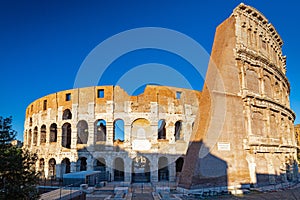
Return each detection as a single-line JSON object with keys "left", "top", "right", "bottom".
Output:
{"left": 48, "top": 158, "right": 56, "bottom": 179}
{"left": 78, "top": 157, "right": 87, "bottom": 171}
{"left": 94, "top": 158, "right": 106, "bottom": 172}
{"left": 158, "top": 157, "right": 169, "bottom": 181}
{"left": 114, "top": 157, "right": 124, "bottom": 181}
{"left": 61, "top": 158, "right": 71, "bottom": 174}
{"left": 132, "top": 155, "right": 150, "bottom": 183}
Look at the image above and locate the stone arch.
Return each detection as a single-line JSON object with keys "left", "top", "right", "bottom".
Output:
{"left": 114, "top": 157, "right": 124, "bottom": 181}
{"left": 40, "top": 125, "right": 46, "bottom": 144}
{"left": 77, "top": 120, "right": 88, "bottom": 144}
{"left": 77, "top": 157, "right": 87, "bottom": 171}
{"left": 33, "top": 126, "right": 38, "bottom": 145}
{"left": 61, "top": 158, "right": 71, "bottom": 175}
{"left": 255, "top": 155, "right": 268, "bottom": 186}
{"left": 246, "top": 69, "right": 260, "bottom": 94}
{"left": 158, "top": 119, "right": 166, "bottom": 140}
{"left": 94, "top": 157, "right": 106, "bottom": 172}
{"left": 252, "top": 111, "right": 264, "bottom": 136}
{"left": 132, "top": 155, "right": 150, "bottom": 183}
{"left": 131, "top": 118, "right": 151, "bottom": 140}
{"left": 62, "top": 123, "right": 71, "bottom": 148}
{"left": 62, "top": 109, "right": 72, "bottom": 120}
{"left": 274, "top": 81, "right": 281, "bottom": 101}
{"left": 263, "top": 75, "right": 272, "bottom": 98}
{"left": 48, "top": 158, "right": 56, "bottom": 178}
{"left": 174, "top": 121, "right": 183, "bottom": 141}
{"left": 114, "top": 119, "right": 124, "bottom": 142}
{"left": 158, "top": 156, "right": 169, "bottom": 181}
{"left": 50, "top": 123, "right": 57, "bottom": 143}
{"left": 95, "top": 119, "right": 106, "bottom": 142}
{"left": 176, "top": 157, "right": 184, "bottom": 174}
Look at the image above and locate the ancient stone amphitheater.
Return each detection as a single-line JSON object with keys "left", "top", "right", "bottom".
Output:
{"left": 24, "top": 3, "right": 298, "bottom": 189}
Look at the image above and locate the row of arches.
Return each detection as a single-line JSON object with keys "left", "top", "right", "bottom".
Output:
{"left": 25, "top": 118, "right": 185, "bottom": 148}
{"left": 38, "top": 156, "right": 184, "bottom": 183}
{"left": 245, "top": 67, "right": 289, "bottom": 106}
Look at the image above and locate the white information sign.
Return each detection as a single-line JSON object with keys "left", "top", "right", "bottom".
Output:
{"left": 217, "top": 142, "right": 230, "bottom": 151}
{"left": 132, "top": 139, "right": 151, "bottom": 151}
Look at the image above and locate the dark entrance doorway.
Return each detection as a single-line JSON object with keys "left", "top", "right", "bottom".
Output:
{"left": 132, "top": 156, "right": 150, "bottom": 183}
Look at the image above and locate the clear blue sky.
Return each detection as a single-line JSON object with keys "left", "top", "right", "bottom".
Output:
{"left": 0, "top": 0, "right": 299, "bottom": 141}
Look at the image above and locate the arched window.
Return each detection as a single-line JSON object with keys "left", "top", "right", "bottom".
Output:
{"left": 176, "top": 157, "right": 184, "bottom": 173}
{"left": 78, "top": 157, "right": 87, "bottom": 171}
{"left": 246, "top": 69, "right": 260, "bottom": 94}
{"left": 274, "top": 82, "right": 281, "bottom": 101}
{"left": 158, "top": 119, "right": 166, "bottom": 140}
{"left": 61, "top": 158, "right": 71, "bottom": 174}
{"left": 29, "top": 117, "right": 32, "bottom": 126}
{"left": 62, "top": 109, "right": 72, "bottom": 120}
{"left": 95, "top": 119, "right": 106, "bottom": 142}
{"left": 158, "top": 157, "right": 169, "bottom": 181}
{"left": 62, "top": 123, "right": 71, "bottom": 148}
{"left": 33, "top": 126, "right": 38, "bottom": 145}
{"left": 50, "top": 123, "right": 57, "bottom": 142}
{"left": 174, "top": 121, "right": 183, "bottom": 141}
{"left": 252, "top": 111, "right": 264, "bottom": 136}
{"left": 264, "top": 75, "right": 272, "bottom": 98}
{"left": 48, "top": 158, "right": 56, "bottom": 178}
{"left": 40, "top": 125, "right": 46, "bottom": 144}
{"left": 77, "top": 120, "right": 88, "bottom": 144}
{"left": 114, "top": 119, "right": 124, "bottom": 142}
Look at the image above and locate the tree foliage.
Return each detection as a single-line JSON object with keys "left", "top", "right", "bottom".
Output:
{"left": 0, "top": 116, "right": 39, "bottom": 199}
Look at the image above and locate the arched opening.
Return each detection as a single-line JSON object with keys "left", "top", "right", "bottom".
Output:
{"left": 78, "top": 157, "right": 87, "bottom": 171}
{"left": 274, "top": 82, "right": 281, "bottom": 101}
{"left": 158, "top": 119, "right": 166, "bottom": 140}
{"left": 40, "top": 125, "right": 46, "bottom": 144}
{"left": 264, "top": 75, "right": 272, "bottom": 98}
{"left": 50, "top": 123, "right": 57, "bottom": 142}
{"left": 114, "top": 157, "right": 124, "bottom": 181}
{"left": 77, "top": 120, "right": 88, "bottom": 144}
{"left": 174, "top": 121, "right": 183, "bottom": 141}
{"left": 61, "top": 158, "right": 71, "bottom": 174}
{"left": 246, "top": 69, "right": 260, "bottom": 94}
{"left": 33, "top": 126, "right": 38, "bottom": 145}
{"left": 158, "top": 157, "right": 169, "bottom": 181}
{"left": 48, "top": 158, "right": 56, "bottom": 179}
{"left": 95, "top": 119, "right": 106, "bottom": 142}
{"left": 176, "top": 157, "right": 184, "bottom": 178}
{"left": 39, "top": 158, "right": 45, "bottom": 178}
{"left": 62, "top": 123, "right": 71, "bottom": 148}
{"left": 252, "top": 111, "right": 264, "bottom": 136}
{"left": 29, "top": 117, "right": 32, "bottom": 126}
{"left": 132, "top": 156, "right": 150, "bottom": 183}
{"left": 94, "top": 158, "right": 106, "bottom": 172}
{"left": 114, "top": 119, "right": 124, "bottom": 142}
{"left": 62, "top": 109, "right": 72, "bottom": 120}
{"left": 28, "top": 129, "right": 32, "bottom": 147}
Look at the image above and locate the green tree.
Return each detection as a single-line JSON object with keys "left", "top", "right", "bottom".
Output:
{"left": 0, "top": 116, "right": 39, "bottom": 199}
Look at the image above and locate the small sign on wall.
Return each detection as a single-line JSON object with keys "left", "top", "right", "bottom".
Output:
{"left": 217, "top": 142, "right": 230, "bottom": 151}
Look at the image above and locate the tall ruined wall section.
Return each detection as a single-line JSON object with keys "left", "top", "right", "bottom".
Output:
{"left": 179, "top": 3, "right": 297, "bottom": 189}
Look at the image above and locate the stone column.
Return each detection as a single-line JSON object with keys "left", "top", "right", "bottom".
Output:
{"left": 56, "top": 164, "right": 62, "bottom": 179}
{"left": 151, "top": 157, "right": 158, "bottom": 183}
{"left": 124, "top": 158, "right": 132, "bottom": 183}
{"left": 44, "top": 162, "right": 49, "bottom": 179}
{"left": 87, "top": 157, "right": 93, "bottom": 171}
{"left": 106, "top": 121, "right": 114, "bottom": 146}
{"left": 124, "top": 124, "right": 131, "bottom": 145}
{"left": 70, "top": 162, "right": 77, "bottom": 173}
{"left": 71, "top": 124, "right": 77, "bottom": 149}
{"left": 87, "top": 121, "right": 95, "bottom": 149}
{"left": 56, "top": 127, "right": 62, "bottom": 148}
{"left": 169, "top": 161, "right": 176, "bottom": 182}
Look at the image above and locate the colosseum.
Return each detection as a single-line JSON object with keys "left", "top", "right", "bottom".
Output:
{"left": 24, "top": 3, "right": 298, "bottom": 190}
{"left": 23, "top": 85, "right": 200, "bottom": 183}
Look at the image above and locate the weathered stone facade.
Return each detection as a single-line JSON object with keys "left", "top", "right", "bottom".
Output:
{"left": 24, "top": 3, "right": 298, "bottom": 189}
{"left": 23, "top": 85, "right": 200, "bottom": 182}
{"left": 179, "top": 3, "right": 298, "bottom": 189}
